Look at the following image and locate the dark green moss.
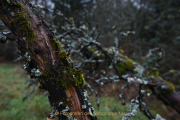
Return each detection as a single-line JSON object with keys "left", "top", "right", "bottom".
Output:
{"left": 124, "top": 59, "right": 134, "bottom": 69}
{"left": 52, "top": 35, "right": 62, "bottom": 51}
{"left": 151, "top": 70, "right": 159, "bottom": 76}
{"left": 58, "top": 51, "right": 67, "bottom": 59}
{"left": 15, "top": 3, "right": 24, "bottom": 10}
{"left": 72, "top": 68, "right": 85, "bottom": 87}
{"left": 10, "top": 3, "right": 36, "bottom": 43}
{"left": 146, "top": 89, "right": 152, "bottom": 94}
{"left": 117, "top": 62, "right": 126, "bottom": 74}
{"left": 149, "top": 70, "right": 175, "bottom": 93}
{"left": 117, "top": 58, "right": 134, "bottom": 75}
{"left": 89, "top": 48, "right": 96, "bottom": 53}
{"left": 117, "top": 53, "right": 135, "bottom": 75}
{"left": 163, "top": 80, "right": 175, "bottom": 93}
{"left": 41, "top": 59, "right": 85, "bottom": 90}
{"left": 56, "top": 67, "right": 85, "bottom": 89}
{"left": 118, "top": 53, "right": 126, "bottom": 59}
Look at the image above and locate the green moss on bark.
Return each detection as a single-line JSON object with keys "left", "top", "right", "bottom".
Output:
{"left": 117, "top": 57, "right": 134, "bottom": 75}
{"left": 117, "top": 62, "right": 126, "bottom": 74}
{"left": 41, "top": 51, "right": 85, "bottom": 90}
{"left": 52, "top": 35, "right": 62, "bottom": 51}
{"left": 150, "top": 70, "right": 175, "bottom": 93}
{"left": 124, "top": 59, "right": 134, "bottom": 69}
{"left": 10, "top": 3, "right": 36, "bottom": 43}
{"left": 163, "top": 80, "right": 175, "bottom": 93}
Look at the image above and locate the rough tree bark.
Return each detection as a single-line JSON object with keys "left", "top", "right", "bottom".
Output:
{"left": 0, "top": 0, "right": 97, "bottom": 120}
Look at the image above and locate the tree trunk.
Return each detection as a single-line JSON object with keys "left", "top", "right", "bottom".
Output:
{"left": 0, "top": 1, "right": 97, "bottom": 120}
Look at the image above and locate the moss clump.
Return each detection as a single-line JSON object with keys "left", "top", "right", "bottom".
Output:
{"left": 124, "top": 59, "right": 134, "bottom": 69}
{"left": 151, "top": 70, "right": 159, "bottom": 76}
{"left": 149, "top": 70, "right": 175, "bottom": 93}
{"left": 42, "top": 56, "right": 85, "bottom": 90}
{"left": 72, "top": 69, "right": 85, "bottom": 87}
{"left": 117, "top": 53, "right": 134, "bottom": 74}
{"left": 69, "top": 17, "right": 74, "bottom": 21}
{"left": 118, "top": 53, "right": 127, "bottom": 59}
{"left": 10, "top": 3, "right": 36, "bottom": 43}
{"left": 56, "top": 49, "right": 85, "bottom": 88}
{"left": 58, "top": 51, "right": 67, "bottom": 59}
{"left": 52, "top": 35, "right": 62, "bottom": 51}
{"left": 89, "top": 48, "right": 96, "bottom": 53}
{"left": 57, "top": 67, "right": 85, "bottom": 89}
{"left": 117, "top": 58, "right": 134, "bottom": 74}
{"left": 163, "top": 80, "right": 175, "bottom": 93}
{"left": 146, "top": 89, "right": 152, "bottom": 94}
{"left": 54, "top": 67, "right": 85, "bottom": 89}
{"left": 117, "top": 62, "right": 126, "bottom": 74}
{"left": 58, "top": 67, "right": 73, "bottom": 89}
{"left": 60, "top": 69, "right": 72, "bottom": 89}
{"left": 16, "top": 2, "right": 24, "bottom": 10}
{"left": 150, "top": 70, "right": 163, "bottom": 82}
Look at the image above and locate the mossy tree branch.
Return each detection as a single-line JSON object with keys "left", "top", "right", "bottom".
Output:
{"left": 87, "top": 48, "right": 180, "bottom": 114}
{"left": 117, "top": 53, "right": 180, "bottom": 114}
{"left": 0, "top": 0, "right": 97, "bottom": 120}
